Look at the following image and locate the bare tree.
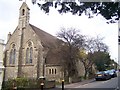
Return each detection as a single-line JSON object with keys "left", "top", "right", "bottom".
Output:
{"left": 78, "top": 37, "right": 96, "bottom": 79}
{"left": 57, "top": 27, "right": 85, "bottom": 82}
{"left": 94, "top": 36, "right": 109, "bottom": 52}
{"left": 57, "top": 28, "right": 109, "bottom": 80}
{"left": 78, "top": 35, "right": 109, "bottom": 79}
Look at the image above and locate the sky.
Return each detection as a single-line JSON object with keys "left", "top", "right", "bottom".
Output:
{"left": 0, "top": 0, "right": 118, "bottom": 62}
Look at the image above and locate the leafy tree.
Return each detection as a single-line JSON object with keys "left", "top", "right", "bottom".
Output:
{"left": 78, "top": 36, "right": 109, "bottom": 78}
{"left": 109, "top": 59, "right": 118, "bottom": 70}
{"left": 92, "top": 51, "right": 111, "bottom": 71}
{"left": 84, "top": 36, "right": 110, "bottom": 71}
{"left": 30, "top": 0, "right": 120, "bottom": 23}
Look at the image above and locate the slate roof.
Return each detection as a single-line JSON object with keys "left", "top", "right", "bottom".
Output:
{"left": 29, "top": 24, "right": 63, "bottom": 65}
{"left": 30, "top": 24, "right": 58, "bottom": 48}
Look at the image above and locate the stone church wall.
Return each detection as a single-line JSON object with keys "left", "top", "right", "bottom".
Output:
{"left": 5, "top": 67, "right": 18, "bottom": 80}
{"left": 45, "top": 65, "right": 63, "bottom": 82}
{"left": 5, "top": 28, "right": 21, "bottom": 80}
{"left": 4, "top": 25, "right": 45, "bottom": 80}
{"left": 20, "top": 26, "right": 39, "bottom": 79}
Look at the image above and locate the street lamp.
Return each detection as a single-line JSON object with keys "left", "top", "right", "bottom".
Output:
{"left": 112, "top": 63, "right": 115, "bottom": 69}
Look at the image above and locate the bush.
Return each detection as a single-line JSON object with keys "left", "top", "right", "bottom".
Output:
{"left": 15, "top": 77, "right": 28, "bottom": 88}
{"left": 2, "top": 77, "right": 56, "bottom": 90}
{"left": 2, "top": 77, "right": 38, "bottom": 90}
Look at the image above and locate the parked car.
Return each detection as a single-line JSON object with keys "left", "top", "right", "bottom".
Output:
{"left": 107, "top": 69, "right": 117, "bottom": 78}
{"left": 95, "top": 71, "right": 111, "bottom": 81}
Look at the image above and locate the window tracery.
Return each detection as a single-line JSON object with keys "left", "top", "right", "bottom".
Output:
{"left": 26, "top": 41, "right": 33, "bottom": 64}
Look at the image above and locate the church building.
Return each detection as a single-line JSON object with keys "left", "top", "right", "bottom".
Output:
{"left": 4, "top": 2, "right": 85, "bottom": 82}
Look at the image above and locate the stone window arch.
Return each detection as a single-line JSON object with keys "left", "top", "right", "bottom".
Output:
{"left": 9, "top": 44, "right": 16, "bottom": 64}
{"left": 26, "top": 41, "right": 33, "bottom": 64}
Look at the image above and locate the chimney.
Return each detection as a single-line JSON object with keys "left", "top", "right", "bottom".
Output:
{"left": 7, "top": 32, "right": 11, "bottom": 41}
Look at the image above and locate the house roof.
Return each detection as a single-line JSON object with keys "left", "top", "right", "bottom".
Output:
{"left": 29, "top": 24, "right": 63, "bottom": 65}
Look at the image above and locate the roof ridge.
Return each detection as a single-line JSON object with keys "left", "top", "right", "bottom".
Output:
{"left": 29, "top": 24, "right": 57, "bottom": 48}
{"left": 29, "top": 24, "right": 56, "bottom": 38}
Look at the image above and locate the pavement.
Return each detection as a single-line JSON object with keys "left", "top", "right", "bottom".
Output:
{"left": 56, "top": 79, "right": 95, "bottom": 88}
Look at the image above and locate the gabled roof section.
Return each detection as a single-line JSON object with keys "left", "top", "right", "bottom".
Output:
{"left": 45, "top": 47, "right": 63, "bottom": 65}
{"left": 20, "top": 2, "right": 30, "bottom": 10}
{"left": 29, "top": 24, "right": 58, "bottom": 48}
{"left": 29, "top": 24, "right": 65, "bottom": 65}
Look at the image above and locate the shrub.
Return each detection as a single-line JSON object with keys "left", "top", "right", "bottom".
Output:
{"left": 2, "top": 77, "right": 37, "bottom": 90}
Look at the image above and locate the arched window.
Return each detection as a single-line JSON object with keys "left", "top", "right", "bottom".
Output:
{"left": 22, "top": 9, "right": 25, "bottom": 15}
{"left": 13, "top": 49, "right": 16, "bottom": 64}
{"left": 30, "top": 47, "right": 33, "bottom": 63}
{"left": 9, "top": 44, "right": 16, "bottom": 64}
{"left": 9, "top": 50, "right": 13, "bottom": 64}
{"left": 26, "top": 41, "right": 33, "bottom": 64}
{"left": 26, "top": 48, "right": 29, "bottom": 64}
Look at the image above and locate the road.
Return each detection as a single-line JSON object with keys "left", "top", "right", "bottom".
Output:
{"left": 51, "top": 75, "right": 119, "bottom": 90}
{"left": 75, "top": 77, "right": 118, "bottom": 88}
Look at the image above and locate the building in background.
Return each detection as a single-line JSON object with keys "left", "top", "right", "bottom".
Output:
{"left": 0, "top": 39, "right": 5, "bottom": 90}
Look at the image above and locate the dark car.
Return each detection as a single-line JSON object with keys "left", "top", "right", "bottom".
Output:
{"left": 95, "top": 71, "right": 111, "bottom": 81}
{"left": 107, "top": 69, "right": 117, "bottom": 78}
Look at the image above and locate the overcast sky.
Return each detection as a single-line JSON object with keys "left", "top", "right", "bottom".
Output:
{"left": 0, "top": 0, "right": 118, "bottom": 62}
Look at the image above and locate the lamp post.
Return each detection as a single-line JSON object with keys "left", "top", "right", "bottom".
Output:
{"left": 40, "top": 82, "right": 44, "bottom": 90}
{"left": 112, "top": 63, "right": 115, "bottom": 69}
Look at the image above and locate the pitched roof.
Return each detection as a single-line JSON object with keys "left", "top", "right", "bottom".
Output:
{"left": 45, "top": 48, "right": 63, "bottom": 65}
{"left": 30, "top": 24, "right": 58, "bottom": 48}
{"left": 29, "top": 24, "right": 63, "bottom": 65}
